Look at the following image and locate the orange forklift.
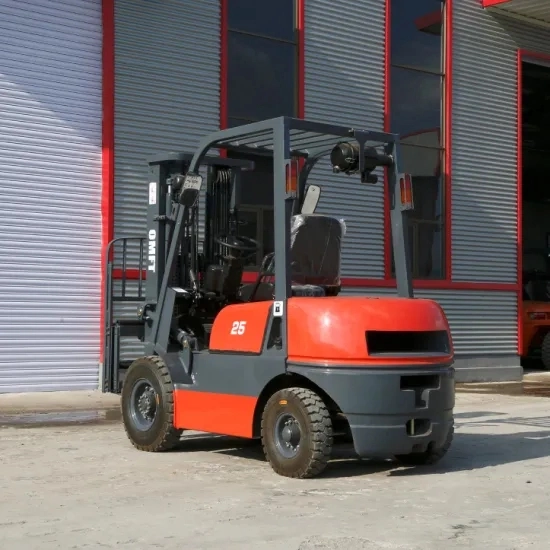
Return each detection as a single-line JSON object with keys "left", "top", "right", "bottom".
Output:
{"left": 522, "top": 251, "right": 550, "bottom": 369}
{"left": 103, "top": 116, "right": 455, "bottom": 478}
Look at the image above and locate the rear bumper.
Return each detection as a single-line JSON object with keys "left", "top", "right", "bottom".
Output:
{"left": 287, "top": 363, "right": 455, "bottom": 458}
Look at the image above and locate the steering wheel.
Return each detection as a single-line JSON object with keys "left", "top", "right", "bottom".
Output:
{"left": 215, "top": 234, "right": 259, "bottom": 253}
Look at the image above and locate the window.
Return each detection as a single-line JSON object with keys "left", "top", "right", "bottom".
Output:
{"left": 226, "top": 0, "right": 299, "bottom": 268}
{"left": 390, "top": 0, "right": 448, "bottom": 280}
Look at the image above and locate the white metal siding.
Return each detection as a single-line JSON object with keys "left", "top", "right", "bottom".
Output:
{"left": 0, "top": 0, "right": 102, "bottom": 392}
{"left": 453, "top": 0, "right": 550, "bottom": 282}
{"left": 114, "top": 0, "right": 220, "bottom": 242}
{"left": 491, "top": 0, "right": 550, "bottom": 27}
{"left": 304, "top": 0, "right": 386, "bottom": 278}
{"left": 342, "top": 288, "right": 518, "bottom": 356}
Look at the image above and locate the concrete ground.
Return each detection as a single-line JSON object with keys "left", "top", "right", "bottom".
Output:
{"left": 2, "top": 379, "right": 550, "bottom": 549}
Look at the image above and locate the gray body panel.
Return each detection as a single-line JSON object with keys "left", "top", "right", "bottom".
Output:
{"left": 173, "top": 354, "right": 455, "bottom": 458}
{"left": 174, "top": 354, "right": 286, "bottom": 396}
{"left": 288, "top": 363, "right": 455, "bottom": 458}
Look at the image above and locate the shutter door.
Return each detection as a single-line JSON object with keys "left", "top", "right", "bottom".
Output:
{"left": 304, "top": 0, "right": 386, "bottom": 278}
{"left": 0, "top": 0, "right": 102, "bottom": 392}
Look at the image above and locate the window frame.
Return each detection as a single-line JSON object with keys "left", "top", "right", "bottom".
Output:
{"left": 227, "top": 0, "right": 300, "bottom": 126}
{"left": 387, "top": 0, "right": 450, "bottom": 281}
{"left": 224, "top": 0, "right": 302, "bottom": 271}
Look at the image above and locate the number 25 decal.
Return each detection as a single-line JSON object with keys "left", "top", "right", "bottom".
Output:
{"left": 230, "top": 321, "right": 247, "bottom": 335}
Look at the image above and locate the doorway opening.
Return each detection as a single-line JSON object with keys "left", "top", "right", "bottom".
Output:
{"left": 520, "top": 57, "right": 550, "bottom": 369}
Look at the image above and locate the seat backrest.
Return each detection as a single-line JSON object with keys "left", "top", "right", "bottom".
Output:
{"left": 290, "top": 214, "right": 345, "bottom": 287}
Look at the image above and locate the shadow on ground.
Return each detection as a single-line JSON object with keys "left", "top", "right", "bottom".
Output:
{"left": 161, "top": 411, "right": 550, "bottom": 479}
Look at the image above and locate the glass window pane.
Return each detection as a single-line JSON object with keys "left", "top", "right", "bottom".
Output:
{"left": 228, "top": 0, "right": 296, "bottom": 42}
{"left": 228, "top": 117, "right": 256, "bottom": 127}
{"left": 391, "top": 221, "right": 444, "bottom": 279}
{"left": 229, "top": 152, "right": 274, "bottom": 207}
{"left": 262, "top": 209, "right": 274, "bottom": 256}
{"left": 411, "top": 221, "right": 444, "bottom": 279}
{"left": 390, "top": 67, "right": 442, "bottom": 143}
{"left": 238, "top": 209, "right": 259, "bottom": 267}
{"left": 400, "top": 145, "right": 443, "bottom": 222}
{"left": 391, "top": 0, "right": 443, "bottom": 74}
{"left": 228, "top": 32, "right": 297, "bottom": 121}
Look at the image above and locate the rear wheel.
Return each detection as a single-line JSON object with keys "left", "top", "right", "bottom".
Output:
{"left": 541, "top": 333, "right": 550, "bottom": 370}
{"left": 261, "top": 387, "right": 333, "bottom": 478}
{"left": 121, "top": 355, "right": 183, "bottom": 452}
{"left": 395, "top": 424, "right": 454, "bottom": 466}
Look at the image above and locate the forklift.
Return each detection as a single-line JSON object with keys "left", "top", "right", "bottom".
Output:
{"left": 103, "top": 116, "right": 455, "bottom": 479}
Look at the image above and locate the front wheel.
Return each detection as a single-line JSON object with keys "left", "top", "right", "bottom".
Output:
{"left": 261, "top": 387, "right": 333, "bottom": 478}
{"left": 395, "top": 424, "right": 454, "bottom": 466}
{"left": 121, "top": 355, "right": 183, "bottom": 452}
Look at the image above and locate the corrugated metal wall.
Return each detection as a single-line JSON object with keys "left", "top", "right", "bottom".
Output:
{"left": 114, "top": 0, "right": 220, "bottom": 242}
{"left": 304, "top": 0, "right": 386, "bottom": 278}
{"left": 453, "top": 0, "right": 550, "bottom": 282}
{"left": 0, "top": 0, "right": 102, "bottom": 392}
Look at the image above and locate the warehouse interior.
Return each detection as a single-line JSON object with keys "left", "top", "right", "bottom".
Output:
{"left": 521, "top": 59, "right": 550, "bottom": 367}
{"left": 521, "top": 60, "right": 550, "bottom": 276}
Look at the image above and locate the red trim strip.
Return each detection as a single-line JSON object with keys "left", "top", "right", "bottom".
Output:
{"left": 517, "top": 51, "right": 523, "bottom": 356}
{"left": 101, "top": 0, "right": 115, "bottom": 364}
{"left": 482, "top": 0, "right": 511, "bottom": 7}
{"left": 113, "top": 269, "right": 517, "bottom": 293}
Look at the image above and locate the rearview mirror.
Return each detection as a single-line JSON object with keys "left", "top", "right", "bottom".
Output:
{"left": 301, "top": 184, "right": 321, "bottom": 214}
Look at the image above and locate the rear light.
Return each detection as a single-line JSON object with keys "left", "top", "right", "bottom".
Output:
{"left": 286, "top": 160, "right": 298, "bottom": 193}
{"left": 529, "top": 312, "right": 548, "bottom": 320}
{"left": 399, "top": 173, "right": 414, "bottom": 211}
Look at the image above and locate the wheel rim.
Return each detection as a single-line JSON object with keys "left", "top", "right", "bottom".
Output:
{"left": 273, "top": 412, "right": 302, "bottom": 459}
{"left": 129, "top": 378, "right": 158, "bottom": 431}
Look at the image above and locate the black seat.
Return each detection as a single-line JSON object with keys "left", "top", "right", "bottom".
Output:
{"left": 289, "top": 214, "right": 344, "bottom": 293}
{"left": 242, "top": 213, "right": 345, "bottom": 302}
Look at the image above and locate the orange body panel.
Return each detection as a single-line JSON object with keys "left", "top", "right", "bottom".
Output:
{"left": 287, "top": 296, "right": 453, "bottom": 366}
{"left": 209, "top": 301, "right": 271, "bottom": 353}
{"left": 521, "top": 301, "right": 550, "bottom": 354}
{"left": 173, "top": 389, "right": 257, "bottom": 438}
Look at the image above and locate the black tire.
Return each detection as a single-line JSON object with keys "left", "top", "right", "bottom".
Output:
{"left": 261, "top": 387, "right": 333, "bottom": 479}
{"left": 541, "top": 333, "right": 550, "bottom": 370}
{"left": 395, "top": 424, "right": 454, "bottom": 466}
{"left": 121, "top": 355, "right": 183, "bottom": 452}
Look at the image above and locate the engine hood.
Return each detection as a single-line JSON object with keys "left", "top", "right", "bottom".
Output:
{"left": 287, "top": 296, "right": 453, "bottom": 366}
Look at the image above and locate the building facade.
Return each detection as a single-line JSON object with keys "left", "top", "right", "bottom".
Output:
{"left": 1, "top": 0, "right": 549, "bottom": 392}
